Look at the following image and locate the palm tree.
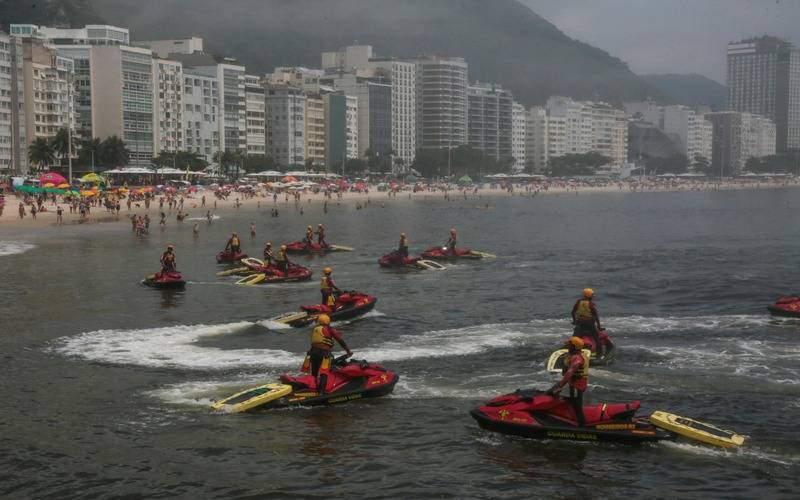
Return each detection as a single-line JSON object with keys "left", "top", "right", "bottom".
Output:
{"left": 393, "top": 156, "right": 405, "bottom": 174}
{"left": 28, "top": 137, "right": 56, "bottom": 171}
{"left": 214, "top": 149, "right": 241, "bottom": 180}
{"left": 51, "top": 128, "right": 72, "bottom": 162}
{"left": 99, "top": 135, "right": 130, "bottom": 167}
{"left": 78, "top": 137, "right": 102, "bottom": 169}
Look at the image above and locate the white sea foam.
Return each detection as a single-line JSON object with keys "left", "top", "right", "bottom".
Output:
{"left": 660, "top": 441, "right": 799, "bottom": 466}
{"left": 186, "top": 215, "right": 221, "bottom": 221}
{"left": 0, "top": 241, "right": 35, "bottom": 256}
{"left": 52, "top": 321, "right": 301, "bottom": 370}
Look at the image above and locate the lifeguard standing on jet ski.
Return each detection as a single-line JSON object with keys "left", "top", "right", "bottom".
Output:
{"left": 446, "top": 228, "right": 457, "bottom": 255}
{"left": 572, "top": 288, "right": 605, "bottom": 358}
{"left": 275, "top": 244, "right": 290, "bottom": 273}
{"left": 316, "top": 224, "right": 327, "bottom": 247}
{"left": 160, "top": 244, "right": 177, "bottom": 273}
{"left": 546, "top": 336, "right": 589, "bottom": 427}
{"left": 302, "top": 314, "right": 352, "bottom": 394}
{"left": 225, "top": 232, "right": 241, "bottom": 254}
{"left": 320, "top": 267, "right": 341, "bottom": 306}
{"left": 398, "top": 233, "right": 409, "bottom": 257}
{"left": 304, "top": 226, "right": 314, "bottom": 246}
{"left": 262, "top": 242, "right": 274, "bottom": 265}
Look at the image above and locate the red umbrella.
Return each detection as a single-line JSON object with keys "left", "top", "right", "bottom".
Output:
{"left": 282, "top": 176, "right": 298, "bottom": 183}
{"left": 40, "top": 172, "right": 67, "bottom": 185}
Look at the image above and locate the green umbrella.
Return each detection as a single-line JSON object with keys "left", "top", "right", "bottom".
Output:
{"left": 458, "top": 175, "right": 473, "bottom": 183}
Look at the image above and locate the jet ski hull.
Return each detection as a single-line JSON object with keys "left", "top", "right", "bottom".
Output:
{"left": 142, "top": 272, "right": 186, "bottom": 290}
{"left": 470, "top": 389, "right": 672, "bottom": 444}
{"left": 216, "top": 250, "right": 248, "bottom": 264}
{"left": 767, "top": 296, "right": 800, "bottom": 317}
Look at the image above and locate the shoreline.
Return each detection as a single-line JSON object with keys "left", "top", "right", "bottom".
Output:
{"left": 1, "top": 179, "right": 798, "bottom": 231}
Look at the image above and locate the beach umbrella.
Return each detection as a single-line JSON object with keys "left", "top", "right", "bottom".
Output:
{"left": 43, "top": 183, "right": 55, "bottom": 188}
{"left": 40, "top": 172, "right": 67, "bottom": 185}
{"left": 81, "top": 190, "right": 96, "bottom": 197}
{"left": 79, "top": 173, "right": 104, "bottom": 184}
{"left": 57, "top": 183, "right": 70, "bottom": 189}
{"left": 458, "top": 175, "right": 473, "bottom": 184}
{"left": 281, "top": 175, "right": 298, "bottom": 183}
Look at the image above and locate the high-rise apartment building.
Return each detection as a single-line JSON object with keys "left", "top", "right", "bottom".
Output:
{"left": 244, "top": 74, "right": 265, "bottom": 157}
{"left": 525, "top": 106, "right": 548, "bottom": 173}
{"left": 544, "top": 96, "right": 628, "bottom": 166}
{"left": 171, "top": 53, "right": 247, "bottom": 155}
{"left": 305, "top": 93, "right": 326, "bottom": 168}
{"left": 727, "top": 36, "right": 800, "bottom": 152}
{"left": 1, "top": 32, "right": 27, "bottom": 173}
{"left": 407, "top": 55, "right": 468, "bottom": 151}
{"left": 152, "top": 58, "right": 183, "bottom": 156}
{"left": 624, "top": 102, "right": 713, "bottom": 163}
{"left": 182, "top": 69, "right": 219, "bottom": 162}
{"left": 369, "top": 59, "right": 416, "bottom": 169}
{"left": 705, "top": 111, "right": 776, "bottom": 174}
{"left": 265, "top": 84, "right": 306, "bottom": 167}
{"left": 18, "top": 39, "right": 74, "bottom": 157}
{"left": 320, "top": 71, "right": 391, "bottom": 161}
{"left": 11, "top": 24, "right": 130, "bottom": 143}
{"left": 511, "top": 102, "right": 527, "bottom": 171}
{"left": 467, "top": 82, "right": 513, "bottom": 161}
{"left": 90, "top": 45, "right": 155, "bottom": 164}
{"left": 324, "top": 92, "right": 359, "bottom": 171}
{"left": 135, "top": 38, "right": 204, "bottom": 58}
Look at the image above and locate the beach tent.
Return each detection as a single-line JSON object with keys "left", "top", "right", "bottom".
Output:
{"left": 40, "top": 172, "right": 67, "bottom": 185}
{"left": 458, "top": 175, "right": 473, "bottom": 184}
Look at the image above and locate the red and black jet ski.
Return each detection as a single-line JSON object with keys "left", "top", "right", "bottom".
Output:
{"left": 211, "top": 355, "right": 398, "bottom": 412}
{"left": 379, "top": 251, "right": 420, "bottom": 268}
{"left": 142, "top": 271, "right": 186, "bottom": 290}
{"left": 216, "top": 250, "right": 248, "bottom": 264}
{"left": 547, "top": 328, "right": 616, "bottom": 371}
{"left": 471, "top": 389, "right": 672, "bottom": 444}
{"left": 234, "top": 261, "right": 313, "bottom": 285}
{"left": 284, "top": 241, "right": 352, "bottom": 254}
{"left": 421, "top": 246, "right": 494, "bottom": 260}
{"left": 767, "top": 296, "right": 800, "bottom": 318}
{"left": 271, "top": 291, "right": 377, "bottom": 328}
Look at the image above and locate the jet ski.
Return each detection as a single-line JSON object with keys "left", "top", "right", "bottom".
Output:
{"left": 767, "top": 296, "right": 800, "bottom": 318}
{"left": 216, "top": 249, "right": 248, "bottom": 264}
{"left": 270, "top": 291, "right": 377, "bottom": 328}
{"left": 142, "top": 271, "right": 186, "bottom": 290}
{"left": 470, "top": 389, "right": 671, "bottom": 444}
{"left": 547, "top": 328, "right": 616, "bottom": 372}
{"left": 378, "top": 251, "right": 446, "bottom": 270}
{"left": 284, "top": 241, "right": 353, "bottom": 254}
{"left": 211, "top": 355, "right": 398, "bottom": 413}
{"left": 227, "top": 258, "right": 313, "bottom": 285}
{"left": 421, "top": 246, "right": 495, "bottom": 260}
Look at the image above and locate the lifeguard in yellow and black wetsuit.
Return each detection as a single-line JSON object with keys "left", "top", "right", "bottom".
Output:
{"left": 320, "top": 267, "right": 341, "bottom": 307}
{"left": 316, "top": 224, "right": 327, "bottom": 247}
{"left": 547, "top": 336, "right": 590, "bottom": 427}
{"left": 225, "top": 232, "right": 241, "bottom": 254}
{"left": 302, "top": 314, "right": 352, "bottom": 394}
{"left": 571, "top": 288, "right": 605, "bottom": 358}
{"left": 160, "top": 244, "right": 177, "bottom": 274}
{"left": 446, "top": 228, "right": 457, "bottom": 255}
{"left": 398, "top": 233, "right": 409, "bottom": 258}
{"left": 262, "top": 242, "right": 274, "bottom": 266}
{"left": 304, "top": 225, "right": 314, "bottom": 247}
{"left": 275, "top": 244, "right": 290, "bottom": 274}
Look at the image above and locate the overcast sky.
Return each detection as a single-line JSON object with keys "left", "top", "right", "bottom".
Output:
{"left": 522, "top": 0, "right": 800, "bottom": 83}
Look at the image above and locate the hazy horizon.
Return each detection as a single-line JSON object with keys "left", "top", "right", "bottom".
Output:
{"left": 524, "top": 0, "right": 800, "bottom": 83}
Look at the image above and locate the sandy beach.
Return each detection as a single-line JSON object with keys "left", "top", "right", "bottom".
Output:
{"left": 1, "top": 178, "right": 798, "bottom": 230}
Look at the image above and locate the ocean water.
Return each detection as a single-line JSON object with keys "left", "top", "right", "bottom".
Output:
{"left": 1, "top": 189, "right": 799, "bottom": 497}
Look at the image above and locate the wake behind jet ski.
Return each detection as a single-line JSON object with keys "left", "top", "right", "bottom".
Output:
{"left": 212, "top": 355, "right": 398, "bottom": 413}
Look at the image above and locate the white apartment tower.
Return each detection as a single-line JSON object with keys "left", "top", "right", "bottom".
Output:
{"left": 511, "top": 102, "right": 526, "bottom": 171}
{"left": 525, "top": 106, "right": 548, "bottom": 173}
{"left": 244, "top": 74, "right": 266, "bottom": 156}
{"left": 705, "top": 111, "right": 777, "bottom": 174}
{"left": 369, "top": 59, "right": 417, "bottom": 169}
{"left": 152, "top": 58, "right": 183, "bottom": 156}
{"left": 545, "top": 96, "right": 628, "bottom": 166}
{"left": 305, "top": 93, "right": 326, "bottom": 168}
{"left": 19, "top": 39, "right": 75, "bottom": 152}
{"left": 409, "top": 55, "right": 468, "bottom": 150}
{"left": 265, "top": 84, "right": 306, "bottom": 167}
{"left": 182, "top": 69, "right": 219, "bottom": 162}
{"left": 1, "top": 33, "right": 27, "bottom": 173}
